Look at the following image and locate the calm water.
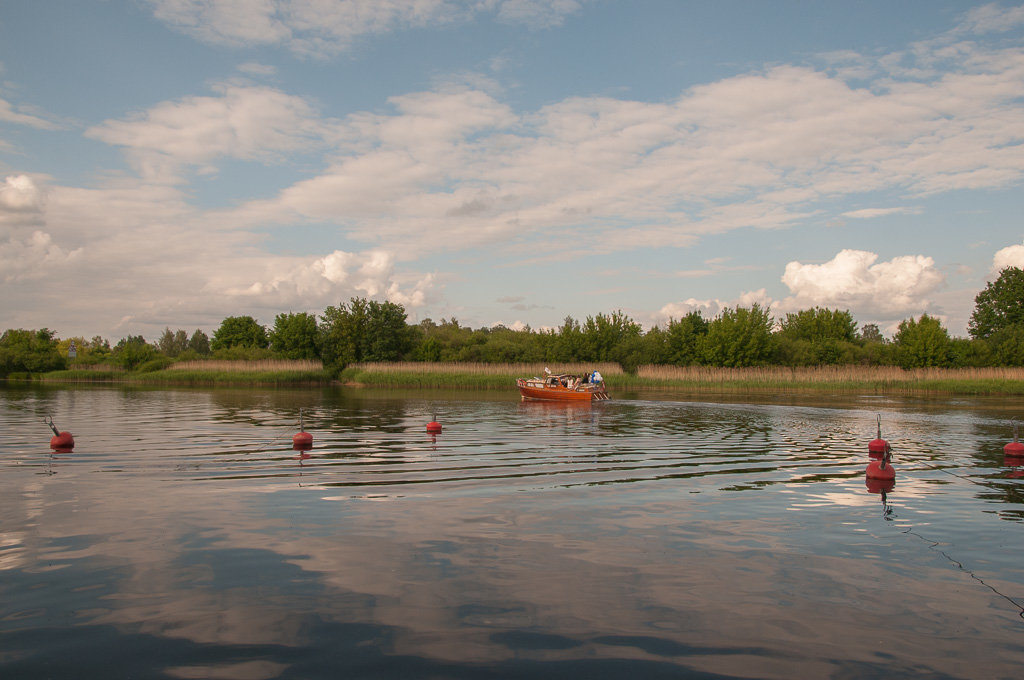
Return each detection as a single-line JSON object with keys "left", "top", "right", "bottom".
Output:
{"left": 2, "top": 385, "right": 1024, "bottom": 679}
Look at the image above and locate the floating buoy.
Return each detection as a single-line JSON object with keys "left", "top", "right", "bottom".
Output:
{"left": 50, "top": 431, "right": 74, "bottom": 451}
{"left": 293, "top": 408, "right": 313, "bottom": 450}
{"left": 868, "top": 414, "right": 890, "bottom": 457}
{"left": 1004, "top": 421, "right": 1024, "bottom": 457}
{"left": 45, "top": 415, "right": 74, "bottom": 451}
{"left": 865, "top": 476, "right": 895, "bottom": 494}
{"left": 866, "top": 450, "right": 895, "bottom": 481}
{"left": 426, "top": 415, "right": 442, "bottom": 434}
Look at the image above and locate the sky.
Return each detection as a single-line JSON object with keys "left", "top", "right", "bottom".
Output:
{"left": 2, "top": 0, "right": 1024, "bottom": 342}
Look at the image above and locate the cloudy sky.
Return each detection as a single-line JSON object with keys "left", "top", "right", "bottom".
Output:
{"left": 3, "top": 0, "right": 1024, "bottom": 341}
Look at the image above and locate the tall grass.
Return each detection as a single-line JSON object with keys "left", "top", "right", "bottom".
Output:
{"left": 340, "top": 362, "right": 619, "bottom": 390}
{"left": 170, "top": 359, "right": 323, "bottom": 372}
{"left": 635, "top": 365, "right": 1024, "bottom": 394}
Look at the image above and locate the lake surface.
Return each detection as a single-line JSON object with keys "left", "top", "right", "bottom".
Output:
{"left": 2, "top": 385, "right": 1024, "bottom": 679}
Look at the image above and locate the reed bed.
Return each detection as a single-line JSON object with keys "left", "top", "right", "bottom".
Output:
{"left": 169, "top": 359, "right": 323, "bottom": 372}
{"left": 341, "top": 362, "right": 623, "bottom": 390}
{"left": 351, "top": 361, "right": 622, "bottom": 376}
{"left": 635, "top": 365, "right": 1024, "bottom": 394}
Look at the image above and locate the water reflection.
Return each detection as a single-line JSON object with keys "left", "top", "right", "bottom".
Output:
{"left": 3, "top": 385, "right": 1024, "bottom": 678}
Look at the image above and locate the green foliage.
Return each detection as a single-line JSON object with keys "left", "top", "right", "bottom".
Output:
{"left": 269, "top": 312, "right": 320, "bottom": 359}
{"left": 893, "top": 314, "right": 951, "bottom": 368}
{"left": 779, "top": 307, "right": 856, "bottom": 343}
{"left": 0, "top": 328, "right": 67, "bottom": 376}
{"left": 113, "top": 335, "right": 159, "bottom": 370}
{"left": 319, "top": 297, "right": 412, "bottom": 369}
{"left": 665, "top": 312, "right": 709, "bottom": 365}
{"left": 188, "top": 329, "right": 211, "bottom": 355}
{"left": 580, "top": 311, "right": 642, "bottom": 362}
{"left": 157, "top": 328, "right": 190, "bottom": 357}
{"left": 988, "top": 323, "right": 1024, "bottom": 366}
{"left": 969, "top": 267, "right": 1024, "bottom": 339}
{"left": 211, "top": 316, "right": 268, "bottom": 351}
{"left": 857, "top": 323, "right": 884, "bottom": 344}
{"left": 774, "top": 308, "right": 858, "bottom": 365}
{"left": 58, "top": 335, "right": 112, "bottom": 365}
{"left": 136, "top": 357, "right": 174, "bottom": 373}
{"left": 949, "top": 337, "right": 995, "bottom": 367}
{"left": 702, "top": 304, "right": 774, "bottom": 367}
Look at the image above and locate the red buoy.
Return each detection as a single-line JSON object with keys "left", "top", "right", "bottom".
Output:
{"left": 1004, "top": 422, "right": 1024, "bottom": 457}
{"left": 45, "top": 416, "right": 73, "bottom": 451}
{"left": 866, "top": 451, "right": 895, "bottom": 481}
{"left": 865, "top": 477, "right": 895, "bottom": 494}
{"left": 426, "top": 414, "right": 442, "bottom": 434}
{"left": 50, "top": 431, "right": 74, "bottom": 451}
{"left": 868, "top": 415, "right": 890, "bottom": 457}
{"left": 293, "top": 408, "right": 313, "bottom": 449}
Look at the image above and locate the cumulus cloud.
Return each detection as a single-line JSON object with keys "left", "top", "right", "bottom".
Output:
{"left": 777, "top": 249, "right": 945, "bottom": 318}
{"left": 224, "top": 248, "right": 434, "bottom": 310}
{"left": 0, "top": 230, "right": 82, "bottom": 282}
{"left": 146, "top": 0, "right": 585, "bottom": 55}
{"left": 0, "top": 174, "right": 46, "bottom": 223}
{"left": 992, "top": 242, "right": 1024, "bottom": 273}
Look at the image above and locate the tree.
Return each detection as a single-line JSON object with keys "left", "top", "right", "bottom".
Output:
{"left": 893, "top": 314, "right": 951, "bottom": 368}
{"left": 968, "top": 267, "right": 1024, "bottom": 339}
{"left": 112, "top": 335, "right": 159, "bottom": 370}
{"left": 665, "top": 312, "right": 709, "bottom": 366}
{"left": 269, "top": 312, "right": 319, "bottom": 359}
{"left": 776, "top": 307, "right": 858, "bottom": 366}
{"left": 857, "top": 324, "right": 884, "bottom": 344}
{"left": 318, "top": 297, "right": 411, "bottom": 369}
{"left": 188, "top": 329, "right": 211, "bottom": 355}
{"left": 0, "top": 328, "right": 66, "bottom": 376}
{"left": 211, "top": 316, "right": 268, "bottom": 351}
{"left": 580, "top": 310, "right": 642, "bottom": 362}
{"left": 988, "top": 324, "right": 1024, "bottom": 366}
{"left": 157, "top": 328, "right": 190, "bottom": 357}
{"left": 702, "top": 304, "right": 774, "bottom": 367}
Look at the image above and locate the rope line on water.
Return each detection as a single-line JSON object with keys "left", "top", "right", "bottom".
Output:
{"left": 900, "top": 525, "right": 1024, "bottom": 620}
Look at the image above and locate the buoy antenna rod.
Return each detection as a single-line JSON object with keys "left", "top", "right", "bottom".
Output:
{"left": 44, "top": 415, "right": 60, "bottom": 437}
{"left": 876, "top": 414, "right": 882, "bottom": 440}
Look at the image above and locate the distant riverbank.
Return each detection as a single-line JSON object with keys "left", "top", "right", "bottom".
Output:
{"left": 14, "top": 360, "right": 1024, "bottom": 395}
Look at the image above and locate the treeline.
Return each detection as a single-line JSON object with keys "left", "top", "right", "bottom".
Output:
{"left": 4, "top": 267, "right": 1024, "bottom": 378}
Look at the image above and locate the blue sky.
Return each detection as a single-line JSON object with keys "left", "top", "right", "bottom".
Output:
{"left": 2, "top": 0, "right": 1024, "bottom": 341}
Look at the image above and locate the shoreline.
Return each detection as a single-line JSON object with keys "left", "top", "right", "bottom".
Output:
{"left": 9, "top": 361, "right": 1024, "bottom": 395}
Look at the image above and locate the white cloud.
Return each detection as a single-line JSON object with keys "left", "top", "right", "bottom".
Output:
{"left": 992, "top": 242, "right": 1024, "bottom": 273}
{"left": 146, "top": 0, "right": 585, "bottom": 55}
{"left": 777, "top": 249, "right": 945, "bottom": 319}
{"left": 223, "top": 248, "right": 434, "bottom": 311}
{"left": 86, "top": 84, "right": 330, "bottom": 181}
{"left": 957, "top": 3, "right": 1024, "bottom": 35}
{"left": 0, "top": 174, "right": 46, "bottom": 224}
{"left": 0, "top": 96, "right": 61, "bottom": 130}
{"left": 201, "top": 38, "right": 1024, "bottom": 261}
{"left": 840, "top": 207, "right": 921, "bottom": 220}
{"left": 0, "top": 230, "right": 82, "bottom": 282}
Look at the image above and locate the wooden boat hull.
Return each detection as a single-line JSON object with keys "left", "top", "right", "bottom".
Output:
{"left": 516, "top": 378, "right": 609, "bottom": 402}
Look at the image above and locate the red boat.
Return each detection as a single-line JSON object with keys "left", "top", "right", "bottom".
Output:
{"left": 516, "top": 372, "right": 610, "bottom": 402}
